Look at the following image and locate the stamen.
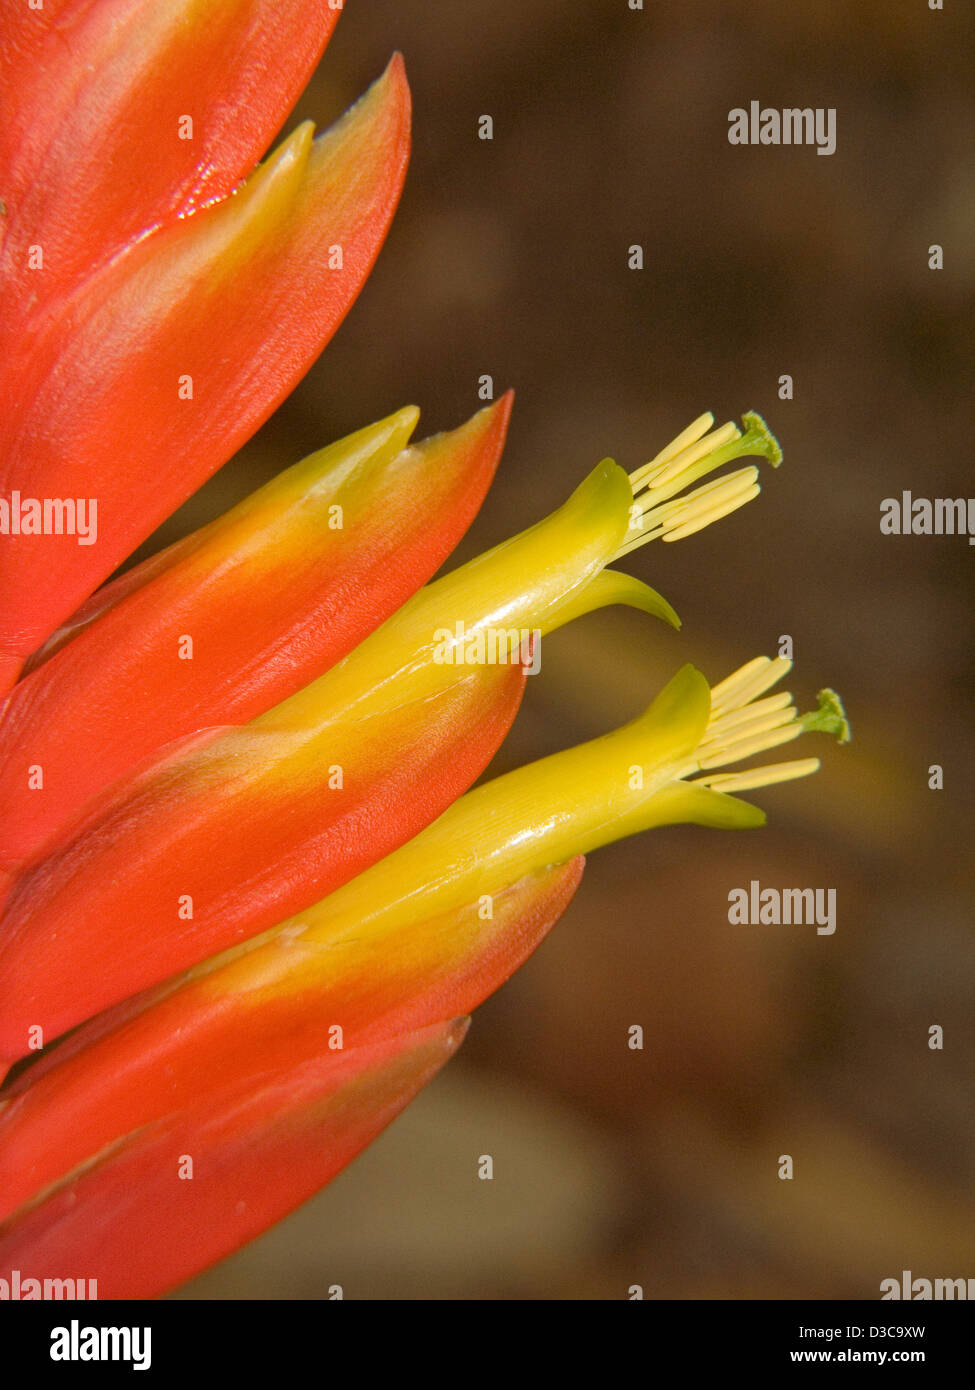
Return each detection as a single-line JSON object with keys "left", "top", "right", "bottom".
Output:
{"left": 661, "top": 473, "right": 760, "bottom": 543}
{"left": 627, "top": 425, "right": 742, "bottom": 508}
{"left": 708, "top": 656, "right": 775, "bottom": 715}
{"left": 637, "top": 421, "right": 742, "bottom": 491}
{"left": 682, "top": 665, "right": 849, "bottom": 789}
{"left": 696, "top": 758, "right": 822, "bottom": 793}
{"left": 709, "top": 656, "right": 793, "bottom": 718}
{"left": 698, "top": 721, "right": 803, "bottom": 769}
{"left": 616, "top": 410, "right": 781, "bottom": 562}
{"left": 704, "top": 690, "right": 793, "bottom": 735}
{"left": 634, "top": 467, "right": 756, "bottom": 532}
{"left": 701, "top": 705, "right": 799, "bottom": 757}
{"left": 629, "top": 412, "right": 716, "bottom": 486}
{"left": 658, "top": 464, "right": 760, "bottom": 509}
{"left": 616, "top": 468, "right": 760, "bottom": 557}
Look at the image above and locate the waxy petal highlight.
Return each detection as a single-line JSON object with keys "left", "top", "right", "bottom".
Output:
{"left": 0, "top": 0, "right": 343, "bottom": 317}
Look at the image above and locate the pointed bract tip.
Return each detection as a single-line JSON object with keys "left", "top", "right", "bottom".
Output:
{"left": 378, "top": 51, "right": 411, "bottom": 111}
{"left": 255, "top": 118, "right": 314, "bottom": 187}
{"left": 444, "top": 1017, "right": 472, "bottom": 1050}
{"left": 489, "top": 388, "right": 515, "bottom": 432}
{"left": 309, "top": 52, "right": 411, "bottom": 161}
{"left": 387, "top": 404, "right": 422, "bottom": 435}
{"left": 460, "top": 389, "right": 514, "bottom": 440}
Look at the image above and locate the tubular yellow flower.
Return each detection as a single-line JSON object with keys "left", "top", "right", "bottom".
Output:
{"left": 0, "top": 654, "right": 848, "bottom": 1232}
{"left": 253, "top": 656, "right": 849, "bottom": 958}
{"left": 271, "top": 409, "right": 783, "bottom": 723}
{"left": 0, "top": 409, "right": 786, "bottom": 1071}
{"left": 0, "top": 398, "right": 513, "bottom": 868}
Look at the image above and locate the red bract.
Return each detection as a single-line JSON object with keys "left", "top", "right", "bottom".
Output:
{"left": 0, "top": 861, "right": 582, "bottom": 1222}
{"left": 0, "top": 50, "right": 411, "bottom": 685}
{"left": 0, "top": 0, "right": 343, "bottom": 315}
{"left": 0, "top": 397, "right": 512, "bottom": 868}
{"left": 0, "top": 657, "right": 526, "bottom": 1071}
{"left": 0, "top": 1019, "right": 468, "bottom": 1301}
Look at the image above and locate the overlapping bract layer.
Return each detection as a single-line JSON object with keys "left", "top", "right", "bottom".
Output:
{"left": 0, "top": 1019, "right": 468, "bottom": 1301}
{"left": 0, "top": 0, "right": 344, "bottom": 308}
{"left": 0, "top": 387, "right": 845, "bottom": 1293}
{"left": 0, "top": 1, "right": 410, "bottom": 684}
{"left": 0, "top": 649, "right": 530, "bottom": 1062}
{"left": 0, "top": 652, "right": 846, "bottom": 1296}
{"left": 0, "top": 412, "right": 776, "bottom": 1066}
{"left": 0, "top": 398, "right": 513, "bottom": 867}
{"left": 0, "top": 863, "right": 583, "bottom": 1222}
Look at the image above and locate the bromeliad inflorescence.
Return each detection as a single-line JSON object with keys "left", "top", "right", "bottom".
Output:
{"left": 0, "top": 0, "right": 848, "bottom": 1298}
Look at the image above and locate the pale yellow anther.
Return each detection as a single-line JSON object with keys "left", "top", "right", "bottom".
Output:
{"left": 705, "top": 690, "right": 794, "bottom": 736}
{"left": 709, "top": 656, "right": 793, "bottom": 718}
{"left": 616, "top": 410, "right": 777, "bottom": 562}
{"left": 670, "top": 657, "right": 832, "bottom": 794}
{"left": 700, "top": 707, "right": 799, "bottom": 758}
{"left": 641, "top": 421, "right": 742, "bottom": 491}
{"left": 637, "top": 466, "right": 759, "bottom": 530}
{"left": 630, "top": 412, "right": 715, "bottom": 486}
{"left": 696, "top": 757, "right": 821, "bottom": 793}
{"left": 708, "top": 656, "right": 775, "bottom": 714}
{"left": 619, "top": 473, "right": 759, "bottom": 557}
{"left": 661, "top": 477, "right": 760, "bottom": 543}
{"left": 663, "top": 464, "right": 759, "bottom": 508}
{"left": 628, "top": 430, "right": 745, "bottom": 511}
{"left": 698, "top": 720, "right": 803, "bottom": 770}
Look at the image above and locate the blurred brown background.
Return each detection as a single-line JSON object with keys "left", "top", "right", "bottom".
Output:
{"left": 168, "top": 0, "right": 974, "bottom": 1299}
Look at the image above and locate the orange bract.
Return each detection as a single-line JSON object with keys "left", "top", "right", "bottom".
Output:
{"left": 0, "top": 28, "right": 410, "bottom": 683}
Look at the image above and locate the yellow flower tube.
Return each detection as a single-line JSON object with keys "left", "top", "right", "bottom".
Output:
{"left": 269, "top": 410, "right": 782, "bottom": 726}
{"left": 0, "top": 410, "right": 784, "bottom": 1070}
{"left": 0, "top": 655, "right": 847, "bottom": 1225}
